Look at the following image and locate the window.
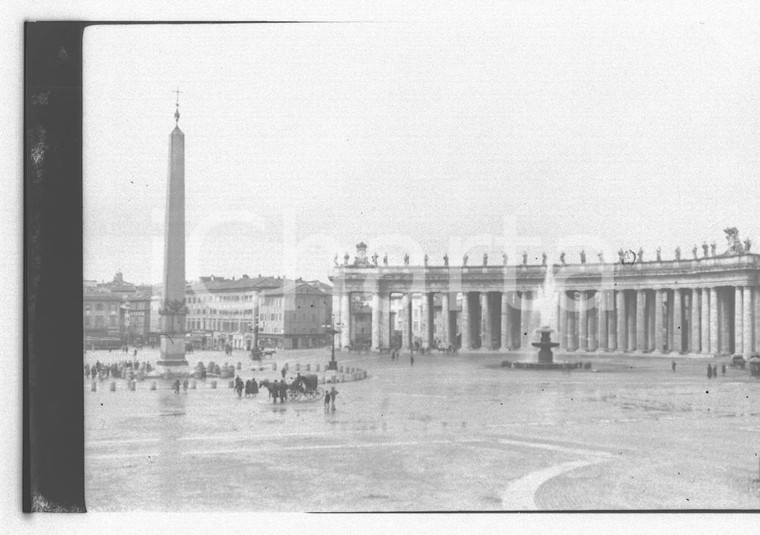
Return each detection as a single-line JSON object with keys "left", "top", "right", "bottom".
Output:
{"left": 84, "top": 316, "right": 91, "bottom": 327}
{"left": 96, "top": 303, "right": 104, "bottom": 311}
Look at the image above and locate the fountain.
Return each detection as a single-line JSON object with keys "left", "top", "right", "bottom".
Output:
{"left": 532, "top": 326, "right": 560, "bottom": 365}
{"left": 508, "top": 259, "right": 583, "bottom": 370}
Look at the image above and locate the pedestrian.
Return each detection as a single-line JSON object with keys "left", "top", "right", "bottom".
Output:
{"left": 329, "top": 386, "right": 339, "bottom": 411}
{"left": 324, "top": 389, "right": 331, "bottom": 410}
{"left": 251, "top": 378, "right": 259, "bottom": 396}
{"left": 410, "top": 353, "right": 414, "bottom": 367}
{"left": 707, "top": 363, "right": 712, "bottom": 379}
{"left": 182, "top": 378, "right": 188, "bottom": 393}
{"left": 281, "top": 367, "right": 286, "bottom": 379}
{"left": 671, "top": 360, "right": 676, "bottom": 372}
{"left": 234, "top": 376, "right": 244, "bottom": 398}
{"left": 173, "top": 379, "right": 180, "bottom": 394}
{"left": 134, "top": 349, "right": 138, "bottom": 357}
{"left": 279, "top": 380, "right": 288, "bottom": 403}
{"left": 245, "top": 379, "right": 252, "bottom": 397}
{"left": 722, "top": 364, "right": 726, "bottom": 376}
{"left": 713, "top": 364, "right": 718, "bottom": 378}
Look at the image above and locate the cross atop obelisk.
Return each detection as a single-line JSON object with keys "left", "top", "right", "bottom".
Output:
{"left": 173, "top": 87, "right": 182, "bottom": 124}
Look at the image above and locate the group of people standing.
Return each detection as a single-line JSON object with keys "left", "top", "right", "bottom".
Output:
{"left": 324, "top": 387, "right": 338, "bottom": 411}
{"left": 706, "top": 363, "right": 726, "bottom": 379}
{"left": 172, "top": 379, "right": 189, "bottom": 394}
{"left": 233, "top": 376, "right": 260, "bottom": 398}
{"left": 671, "top": 360, "right": 727, "bottom": 379}
{"left": 85, "top": 360, "right": 151, "bottom": 380}
{"left": 390, "top": 349, "right": 415, "bottom": 366}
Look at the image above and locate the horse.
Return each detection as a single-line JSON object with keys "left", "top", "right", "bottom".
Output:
{"left": 258, "top": 380, "right": 279, "bottom": 401}
{"left": 259, "top": 380, "right": 290, "bottom": 402}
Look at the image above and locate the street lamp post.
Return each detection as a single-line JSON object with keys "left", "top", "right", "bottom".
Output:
{"left": 324, "top": 320, "right": 342, "bottom": 370}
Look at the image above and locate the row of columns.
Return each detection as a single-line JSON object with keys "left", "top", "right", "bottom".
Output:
{"left": 335, "top": 286, "right": 760, "bottom": 356}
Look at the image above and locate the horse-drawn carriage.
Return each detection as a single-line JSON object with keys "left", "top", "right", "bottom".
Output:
{"left": 289, "top": 374, "right": 324, "bottom": 400}
{"left": 259, "top": 374, "right": 324, "bottom": 402}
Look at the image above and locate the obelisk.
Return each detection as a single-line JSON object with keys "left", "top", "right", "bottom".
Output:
{"left": 156, "top": 92, "right": 190, "bottom": 377}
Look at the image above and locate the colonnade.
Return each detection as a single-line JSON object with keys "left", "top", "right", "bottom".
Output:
{"left": 334, "top": 285, "right": 760, "bottom": 356}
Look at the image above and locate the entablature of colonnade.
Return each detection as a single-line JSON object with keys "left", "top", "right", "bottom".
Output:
{"left": 330, "top": 254, "right": 760, "bottom": 294}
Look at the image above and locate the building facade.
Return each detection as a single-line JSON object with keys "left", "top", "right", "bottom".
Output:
{"left": 83, "top": 272, "right": 153, "bottom": 347}
{"left": 258, "top": 281, "right": 332, "bottom": 350}
{"left": 331, "top": 239, "right": 760, "bottom": 357}
{"left": 185, "top": 275, "right": 283, "bottom": 350}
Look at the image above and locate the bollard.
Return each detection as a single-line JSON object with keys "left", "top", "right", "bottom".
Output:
{"left": 191, "top": 380, "right": 197, "bottom": 390}
{"left": 150, "top": 381, "right": 156, "bottom": 391}
{"left": 91, "top": 381, "right": 97, "bottom": 392}
{"left": 109, "top": 381, "right": 116, "bottom": 392}
{"left": 211, "top": 380, "right": 217, "bottom": 389}
{"left": 228, "top": 380, "right": 235, "bottom": 389}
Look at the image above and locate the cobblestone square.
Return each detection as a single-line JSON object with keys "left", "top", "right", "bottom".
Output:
{"left": 85, "top": 348, "right": 760, "bottom": 511}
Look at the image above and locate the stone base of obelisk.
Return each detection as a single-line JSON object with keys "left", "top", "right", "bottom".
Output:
{"left": 152, "top": 332, "right": 191, "bottom": 378}
{"left": 153, "top": 360, "right": 192, "bottom": 379}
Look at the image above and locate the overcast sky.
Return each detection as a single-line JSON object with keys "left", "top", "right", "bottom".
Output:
{"left": 83, "top": 6, "right": 760, "bottom": 285}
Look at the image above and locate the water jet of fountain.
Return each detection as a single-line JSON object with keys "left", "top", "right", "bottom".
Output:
{"left": 537, "top": 258, "right": 558, "bottom": 331}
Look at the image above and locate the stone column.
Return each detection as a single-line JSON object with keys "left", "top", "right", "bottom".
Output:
{"left": 597, "top": 291, "right": 607, "bottom": 351}
{"left": 616, "top": 290, "right": 626, "bottom": 352}
{"left": 636, "top": 290, "right": 646, "bottom": 352}
{"left": 673, "top": 289, "right": 683, "bottom": 353}
{"left": 627, "top": 292, "right": 636, "bottom": 352}
{"left": 340, "top": 291, "right": 351, "bottom": 349}
{"left": 441, "top": 293, "right": 451, "bottom": 348}
{"left": 400, "top": 293, "right": 411, "bottom": 350}
{"left": 508, "top": 292, "right": 518, "bottom": 350}
{"left": 743, "top": 286, "right": 752, "bottom": 356}
{"left": 332, "top": 292, "right": 342, "bottom": 349}
{"left": 520, "top": 292, "right": 532, "bottom": 350}
{"left": 690, "top": 289, "right": 700, "bottom": 354}
{"left": 755, "top": 286, "right": 760, "bottom": 353}
{"left": 500, "top": 292, "right": 509, "bottom": 352}
{"left": 460, "top": 292, "right": 470, "bottom": 350}
{"left": 719, "top": 289, "right": 731, "bottom": 354}
{"left": 700, "top": 288, "right": 710, "bottom": 354}
{"left": 578, "top": 291, "right": 588, "bottom": 351}
{"left": 380, "top": 293, "right": 390, "bottom": 349}
{"left": 654, "top": 289, "right": 664, "bottom": 353}
{"left": 421, "top": 292, "right": 433, "bottom": 350}
{"left": 588, "top": 292, "right": 598, "bottom": 351}
{"left": 371, "top": 292, "right": 381, "bottom": 351}
{"left": 567, "top": 293, "right": 577, "bottom": 351}
{"left": 735, "top": 286, "right": 744, "bottom": 356}
{"left": 709, "top": 287, "right": 719, "bottom": 355}
{"left": 608, "top": 291, "right": 617, "bottom": 351}
{"left": 480, "top": 292, "right": 491, "bottom": 349}
{"left": 560, "top": 291, "right": 569, "bottom": 350}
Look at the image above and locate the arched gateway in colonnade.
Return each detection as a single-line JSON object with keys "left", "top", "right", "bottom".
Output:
{"left": 329, "top": 240, "right": 760, "bottom": 357}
